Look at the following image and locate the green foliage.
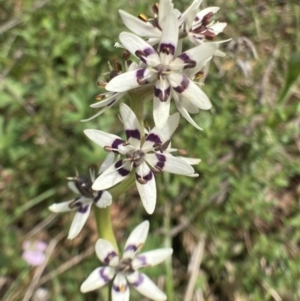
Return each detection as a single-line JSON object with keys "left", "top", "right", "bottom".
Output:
{"left": 1, "top": 0, "right": 300, "bottom": 300}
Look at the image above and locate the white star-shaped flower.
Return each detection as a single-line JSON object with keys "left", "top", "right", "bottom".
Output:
{"left": 84, "top": 103, "right": 198, "bottom": 214}
{"left": 185, "top": 6, "right": 227, "bottom": 45}
{"left": 106, "top": 12, "right": 217, "bottom": 128}
{"left": 81, "top": 221, "right": 172, "bottom": 301}
{"left": 118, "top": 0, "right": 202, "bottom": 45}
{"left": 49, "top": 154, "right": 113, "bottom": 239}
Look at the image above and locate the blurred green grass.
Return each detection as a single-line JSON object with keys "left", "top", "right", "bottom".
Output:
{"left": 1, "top": 0, "right": 300, "bottom": 300}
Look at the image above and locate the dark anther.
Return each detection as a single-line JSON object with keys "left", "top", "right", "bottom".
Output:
{"left": 95, "top": 94, "right": 105, "bottom": 101}
{"left": 151, "top": 166, "right": 162, "bottom": 174}
{"left": 152, "top": 3, "right": 159, "bottom": 15}
{"left": 122, "top": 50, "right": 131, "bottom": 61}
{"left": 104, "top": 146, "right": 113, "bottom": 152}
{"left": 137, "top": 177, "right": 147, "bottom": 184}
{"left": 114, "top": 62, "right": 122, "bottom": 73}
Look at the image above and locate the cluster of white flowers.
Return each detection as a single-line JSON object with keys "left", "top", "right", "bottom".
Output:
{"left": 49, "top": 0, "right": 227, "bottom": 300}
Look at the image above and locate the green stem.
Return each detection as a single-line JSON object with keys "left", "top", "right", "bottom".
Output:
{"left": 164, "top": 197, "right": 174, "bottom": 301}
{"left": 94, "top": 173, "right": 135, "bottom": 253}
{"left": 129, "top": 90, "right": 146, "bottom": 142}
{"left": 94, "top": 90, "right": 145, "bottom": 301}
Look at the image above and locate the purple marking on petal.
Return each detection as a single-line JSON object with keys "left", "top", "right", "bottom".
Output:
{"left": 130, "top": 273, "right": 145, "bottom": 287}
{"left": 93, "top": 191, "right": 103, "bottom": 203}
{"left": 144, "top": 47, "right": 156, "bottom": 56}
{"left": 125, "top": 129, "right": 141, "bottom": 141}
{"left": 99, "top": 267, "right": 112, "bottom": 283}
{"left": 136, "top": 69, "right": 148, "bottom": 85}
{"left": 194, "top": 16, "right": 199, "bottom": 22}
{"left": 155, "top": 153, "right": 166, "bottom": 169}
{"left": 159, "top": 43, "right": 175, "bottom": 56}
{"left": 136, "top": 255, "right": 147, "bottom": 266}
{"left": 146, "top": 133, "right": 162, "bottom": 144}
{"left": 113, "top": 282, "right": 129, "bottom": 292}
{"left": 111, "top": 139, "right": 125, "bottom": 153}
{"left": 115, "top": 160, "right": 131, "bottom": 177}
{"left": 77, "top": 204, "right": 89, "bottom": 214}
{"left": 136, "top": 48, "right": 156, "bottom": 64}
{"left": 176, "top": 53, "right": 196, "bottom": 69}
{"left": 172, "top": 76, "right": 190, "bottom": 94}
{"left": 103, "top": 251, "right": 118, "bottom": 265}
{"left": 177, "top": 53, "right": 191, "bottom": 61}
{"left": 136, "top": 171, "right": 153, "bottom": 181}
{"left": 154, "top": 86, "right": 171, "bottom": 102}
{"left": 124, "top": 244, "right": 138, "bottom": 253}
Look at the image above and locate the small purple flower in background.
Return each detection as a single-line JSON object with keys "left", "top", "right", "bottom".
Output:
{"left": 22, "top": 241, "right": 48, "bottom": 266}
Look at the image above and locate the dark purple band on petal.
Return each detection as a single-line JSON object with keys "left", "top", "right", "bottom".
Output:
{"left": 136, "top": 68, "right": 148, "bottom": 85}
{"left": 130, "top": 273, "right": 145, "bottom": 287}
{"left": 144, "top": 47, "right": 156, "bottom": 56}
{"left": 136, "top": 171, "right": 153, "bottom": 181}
{"left": 146, "top": 133, "right": 162, "bottom": 144}
{"left": 115, "top": 160, "right": 131, "bottom": 177}
{"left": 112, "top": 139, "right": 125, "bottom": 152}
{"left": 135, "top": 48, "right": 156, "bottom": 64}
{"left": 155, "top": 153, "right": 166, "bottom": 169}
{"left": 93, "top": 191, "right": 103, "bottom": 203}
{"left": 125, "top": 129, "right": 141, "bottom": 141}
{"left": 177, "top": 53, "right": 191, "bottom": 61}
{"left": 113, "top": 282, "right": 129, "bottom": 292}
{"left": 103, "top": 251, "right": 118, "bottom": 265}
{"left": 124, "top": 244, "right": 138, "bottom": 253}
{"left": 172, "top": 76, "right": 190, "bottom": 94}
{"left": 77, "top": 203, "right": 90, "bottom": 214}
{"left": 159, "top": 43, "right": 175, "bottom": 56}
{"left": 99, "top": 267, "right": 112, "bottom": 283}
{"left": 154, "top": 86, "right": 171, "bottom": 102}
{"left": 136, "top": 255, "right": 147, "bottom": 266}
{"left": 177, "top": 53, "right": 196, "bottom": 69}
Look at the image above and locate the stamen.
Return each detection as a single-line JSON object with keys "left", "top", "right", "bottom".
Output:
{"left": 152, "top": 3, "right": 159, "bottom": 15}
{"left": 194, "top": 71, "right": 204, "bottom": 80}
{"left": 151, "top": 166, "right": 162, "bottom": 174}
{"left": 122, "top": 50, "right": 131, "bottom": 61}
{"left": 104, "top": 146, "right": 113, "bottom": 152}
{"left": 137, "top": 177, "right": 147, "bottom": 184}
{"left": 114, "top": 62, "right": 122, "bottom": 73}
{"left": 178, "top": 149, "right": 188, "bottom": 156}
{"left": 97, "top": 81, "right": 106, "bottom": 88}
{"left": 138, "top": 13, "right": 148, "bottom": 22}
{"left": 95, "top": 94, "right": 105, "bottom": 101}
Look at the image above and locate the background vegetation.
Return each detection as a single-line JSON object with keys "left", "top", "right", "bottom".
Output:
{"left": 1, "top": 0, "right": 300, "bottom": 300}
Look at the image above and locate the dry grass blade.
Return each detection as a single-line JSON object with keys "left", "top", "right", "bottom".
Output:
{"left": 184, "top": 234, "right": 206, "bottom": 301}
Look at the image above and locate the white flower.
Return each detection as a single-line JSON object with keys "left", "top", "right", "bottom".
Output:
{"left": 185, "top": 6, "right": 227, "bottom": 45}
{"left": 119, "top": 0, "right": 201, "bottom": 45}
{"left": 84, "top": 103, "right": 198, "bottom": 214}
{"left": 81, "top": 221, "right": 172, "bottom": 301}
{"left": 49, "top": 154, "right": 114, "bottom": 239}
{"left": 106, "top": 12, "right": 217, "bottom": 128}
